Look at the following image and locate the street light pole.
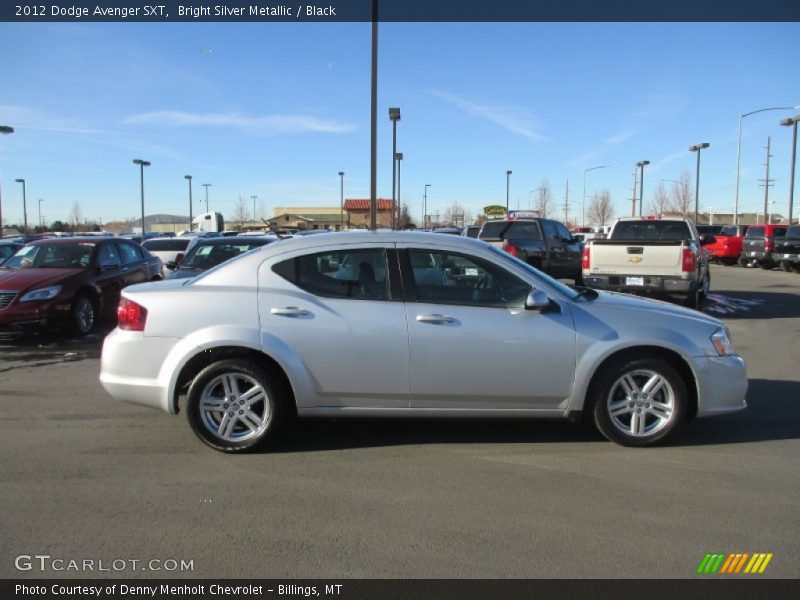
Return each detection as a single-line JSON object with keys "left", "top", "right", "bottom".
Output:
{"left": 369, "top": 1, "right": 378, "bottom": 231}
{"left": 689, "top": 143, "right": 710, "bottom": 223}
{"left": 0, "top": 125, "right": 14, "bottom": 235}
{"left": 202, "top": 183, "right": 211, "bottom": 212}
{"left": 781, "top": 115, "right": 800, "bottom": 224}
{"left": 250, "top": 195, "right": 257, "bottom": 227}
{"left": 423, "top": 184, "right": 431, "bottom": 228}
{"left": 505, "top": 170, "right": 512, "bottom": 215}
{"left": 395, "top": 152, "right": 403, "bottom": 228}
{"left": 389, "top": 107, "right": 401, "bottom": 229}
{"left": 132, "top": 159, "right": 150, "bottom": 234}
{"left": 38, "top": 198, "right": 43, "bottom": 229}
{"left": 582, "top": 165, "right": 613, "bottom": 228}
{"left": 636, "top": 161, "right": 650, "bottom": 216}
{"left": 184, "top": 175, "right": 193, "bottom": 231}
{"left": 14, "top": 178, "right": 27, "bottom": 233}
{"left": 734, "top": 105, "right": 798, "bottom": 225}
{"left": 338, "top": 171, "right": 345, "bottom": 230}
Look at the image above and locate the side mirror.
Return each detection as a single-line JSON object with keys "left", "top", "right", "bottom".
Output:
{"left": 165, "top": 261, "right": 177, "bottom": 270}
{"left": 524, "top": 289, "right": 550, "bottom": 312}
{"left": 700, "top": 234, "right": 716, "bottom": 246}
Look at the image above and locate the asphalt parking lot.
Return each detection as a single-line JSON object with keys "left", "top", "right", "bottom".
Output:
{"left": 1, "top": 263, "right": 798, "bottom": 579}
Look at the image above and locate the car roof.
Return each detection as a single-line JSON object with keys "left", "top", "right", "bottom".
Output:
{"left": 26, "top": 236, "right": 118, "bottom": 246}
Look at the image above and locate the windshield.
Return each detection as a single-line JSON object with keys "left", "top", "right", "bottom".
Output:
{"left": 479, "top": 221, "right": 542, "bottom": 241}
{"left": 484, "top": 244, "right": 579, "bottom": 301}
{"left": 3, "top": 243, "right": 94, "bottom": 269}
{"left": 610, "top": 221, "right": 691, "bottom": 241}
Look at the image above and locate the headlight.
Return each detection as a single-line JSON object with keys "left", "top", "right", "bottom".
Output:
{"left": 19, "top": 285, "right": 62, "bottom": 302}
{"left": 710, "top": 327, "right": 735, "bottom": 356}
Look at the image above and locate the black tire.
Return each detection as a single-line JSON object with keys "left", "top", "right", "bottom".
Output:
{"left": 738, "top": 256, "right": 749, "bottom": 268}
{"left": 683, "top": 282, "right": 702, "bottom": 310}
{"left": 70, "top": 293, "right": 96, "bottom": 336}
{"left": 574, "top": 271, "right": 584, "bottom": 286}
{"left": 792, "top": 262, "right": 800, "bottom": 274}
{"left": 760, "top": 261, "right": 773, "bottom": 270}
{"left": 722, "top": 258, "right": 737, "bottom": 266}
{"left": 779, "top": 261, "right": 791, "bottom": 272}
{"left": 186, "top": 359, "right": 287, "bottom": 453}
{"left": 591, "top": 357, "right": 687, "bottom": 447}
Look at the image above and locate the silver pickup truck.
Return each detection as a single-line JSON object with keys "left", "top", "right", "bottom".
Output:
{"left": 581, "top": 217, "right": 714, "bottom": 309}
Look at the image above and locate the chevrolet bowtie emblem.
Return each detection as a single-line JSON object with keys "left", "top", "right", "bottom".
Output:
{"left": 628, "top": 256, "right": 643, "bottom": 263}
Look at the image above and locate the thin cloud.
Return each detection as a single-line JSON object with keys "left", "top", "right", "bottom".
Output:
{"left": 432, "top": 91, "right": 548, "bottom": 143}
{"left": 0, "top": 104, "right": 104, "bottom": 135}
{"left": 122, "top": 111, "right": 357, "bottom": 135}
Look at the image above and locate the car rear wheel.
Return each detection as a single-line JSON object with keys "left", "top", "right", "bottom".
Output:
{"left": 738, "top": 257, "right": 750, "bottom": 268}
{"left": 186, "top": 359, "right": 286, "bottom": 453}
{"left": 592, "top": 357, "right": 687, "bottom": 447}
{"left": 70, "top": 294, "right": 96, "bottom": 336}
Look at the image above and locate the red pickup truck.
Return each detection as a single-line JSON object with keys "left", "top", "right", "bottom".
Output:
{"left": 705, "top": 224, "right": 748, "bottom": 266}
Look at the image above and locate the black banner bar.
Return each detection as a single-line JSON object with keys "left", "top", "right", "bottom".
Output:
{"left": 3, "top": 579, "right": 800, "bottom": 600}
{"left": 1, "top": 0, "right": 797, "bottom": 23}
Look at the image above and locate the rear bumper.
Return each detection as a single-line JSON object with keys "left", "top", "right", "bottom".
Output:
{"left": 583, "top": 274, "right": 693, "bottom": 296}
{"left": 99, "top": 329, "right": 178, "bottom": 413}
{"left": 693, "top": 355, "right": 748, "bottom": 417}
{"left": 775, "top": 253, "right": 800, "bottom": 262}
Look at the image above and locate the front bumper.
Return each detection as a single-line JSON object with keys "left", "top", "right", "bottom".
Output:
{"left": 693, "top": 355, "right": 748, "bottom": 417}
{"left": 776, "top": 253, "right": 800, "bottom": 262}
{"left": 0, "top": 298, "right": 73, "bottom": 332}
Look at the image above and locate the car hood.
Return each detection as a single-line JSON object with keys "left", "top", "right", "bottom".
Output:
{"left": 0, "top": 268, "right": 84, "bottom": 292}
{"left": 581, "top": 289, "right": 724, "bottom": 329}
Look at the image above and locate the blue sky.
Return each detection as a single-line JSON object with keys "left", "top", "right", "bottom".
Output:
{"left": 1, "top": 22, "right": 798, "bottom": 227}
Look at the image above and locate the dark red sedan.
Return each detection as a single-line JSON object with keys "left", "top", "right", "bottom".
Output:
{"left": 0, "top": 237, "right": 162, "bottom": 336}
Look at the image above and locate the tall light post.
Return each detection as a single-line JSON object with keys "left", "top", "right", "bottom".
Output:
{"left": 734, "top": 105, "right": 798, "bottom": 225}
{"left": 369, "top": 0, "right": 378, "bottom": 231}
{"left": 423, "top": 184, "right": 431, "bottom": 228}
{"left": 132, "top": 160, "right": 150, "bottom": 234}
{"left": 636, "top": 161, "right": 650, "bottom": 216}
{"left": 0, "top": 125, "right": 13, "bottom": 234}
{"left": 184, "top": 175, "right": 193, "bottom": 231}
{"left": 689, "top": 143, "right": 710, "bottom": 223}
{"left": 505, "top": 170, "right": 512, "bottom": 215}
{"left": 395, "top": 152, "right": 403, "bottom": 228}
{"left": 38, "top": 198, "right": 43, "bottom": 229}
{"left": 202, "top": 183, "right": 211, "bottom": 212}
{"left": 14, "top": 178, "right": 27, "bottom": 233}
{"left": 582, "top": 164, "right": 613, "bottom": 227}
{"left": 250, "top": 195, "right": 258, "bottom": 227}
{"left": 781, "top": 115, "right": 799, "bottom": 224}
{"left": 338, "top": 171, "right": 345, "bottom": 230}
{"left": 389, "top": 107, "right": 401, "bottom": 229}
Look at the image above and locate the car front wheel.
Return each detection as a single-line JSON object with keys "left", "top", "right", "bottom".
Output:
{"left": 70, "top": 294, "right": 96, "bottom": 336}
{"left": 592, "top": 357, "right": 687, "bottom": 447}
{"left": 186, "top": 359, "right": 287, "bottom": 453}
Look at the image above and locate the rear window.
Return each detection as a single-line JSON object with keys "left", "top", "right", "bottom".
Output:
{"left": 610, "top": 221, "right": 691, "bottom": 241}
{"left": 719, "top": 226, "right": 738, "bottom": 236}
{"left": 142, "top": 239, "right": 190, "bottom": 251}
{"left": 746, "top": 226, "right": 764, "bottom": 237}
{"left": 479, "top": 221, "right": 542, "bottom": 241}
{"left": 786, "top": 226, "right": 800, "bottom": 238}
{"left": 772, "top": 228, "right": 787, "bottom": 238}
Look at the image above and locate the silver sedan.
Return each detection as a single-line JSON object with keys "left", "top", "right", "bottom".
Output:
{"left": 100, "top": 231, "right": 747, "bottom": 452}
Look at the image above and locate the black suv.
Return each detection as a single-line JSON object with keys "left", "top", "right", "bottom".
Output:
{"left": 478, "top": 218, "right": 583, "bottom": 283}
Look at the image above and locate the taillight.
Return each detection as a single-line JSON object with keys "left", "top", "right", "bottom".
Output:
{"left": 117, "top": 297, "right": 147, "bottom": 331}
{"left": 582, "top": 245, "right": 591, "bottom": 269}
{"left": 175, "top": 253, "right": 185, "bottom": 265}
{"left": 682, "top": 248, "right": 696, "bottom": 272}
{"left": 765, "top": 238, "right": 774, "bottom": 251}
{"left": 502, "top": 239, "right": 519, "bottom": 258}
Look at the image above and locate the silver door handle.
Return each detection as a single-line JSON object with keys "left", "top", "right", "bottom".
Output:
{"left": 416, "top": 314, "right": 455, "bottom": 324}
{"left": 270, "top": 307, "right": 310, "bottom": 317}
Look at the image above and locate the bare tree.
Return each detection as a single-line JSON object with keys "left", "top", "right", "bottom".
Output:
{"left": 587, "top": 189, "right": 615, "bottom": 226}
{"left": 230, "top": 196, "right": 251, "bottom": 231}
{"left": 442, "top": 201, "right": 472, "bottom": 228}
{"left": 398, "top": 203, "right": 414, "bottom": 229}
{"left": 534, "top": 179, "right": 553, "bottom": 218}
{"left": 669, "top": 169, "right": 693, "bottom": 218}
{"left": 69, "top": 202, "right": 83, "bottom": 228}
{"left": 648, "top": 181, "right": 670, "bottom": 216}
